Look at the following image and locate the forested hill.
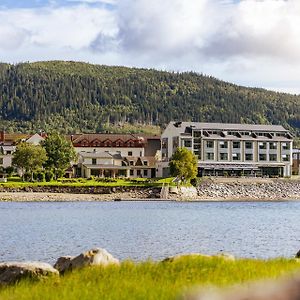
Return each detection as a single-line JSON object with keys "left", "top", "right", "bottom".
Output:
{"left": 0, "top": 61, "right": 300, "bottom": 135}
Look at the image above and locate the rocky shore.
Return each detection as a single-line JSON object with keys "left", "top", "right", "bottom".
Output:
{"left": 195, "top": 179, "right": 300, "bottom": 201}
{"left": 1, "top": 179, "right": 300, "bottom": 202}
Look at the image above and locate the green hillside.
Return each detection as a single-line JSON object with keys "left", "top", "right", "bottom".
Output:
{"left": 0, "top": 61, "right": 299, "bottom": 135}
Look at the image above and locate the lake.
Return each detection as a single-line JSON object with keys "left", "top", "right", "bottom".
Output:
{"left": 0, "top": 201, "right": 299, "bottom": 263}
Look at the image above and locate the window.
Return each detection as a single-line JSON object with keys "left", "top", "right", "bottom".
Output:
{"left": 282, "top": 143, "right": 290, "bottom": 150}
{"left": 259, "top": 154, "right": 267, "bottom": 161}
{"left": 129, "top": 161, "right": 134, "bottom": 166}
{"left": 269, "top": 154, "right": 277, "bottom": 161}
{"left": 220, "top": 153, "right": 228, "bottom": 160}
{"left": 245, "top": 142, "right": 253, "bottom": 149}
{"left": 143, "top": 170, "right": 148, "bottom": 177}
{"left": 245, "top": 153, "right": 253, "bottom": 161}
{"left": 206, "top": 141, "right": 214, "bottom": 148}
{"left": 219, "top": 141, "right": 228, "bottom": 149}
{"left": 205, "top": 152, "right": 214, "bottom": 160}
{"left": 282, "top": 154, "right": 290, "bottom": 161}
{"left": 128, "top": 151, "right": 133, "bottom": 156}
{"left": 137, "top": 170, "right": 141, "bottom": 176}
{"left": 232, "top": 153, "right": 240, "bottom": 161}
{"left": 269, "top": 142, "right": 277, "bottom": 150}
{"left": 184, "top": 140, "right": 192, "bottom": 147}
{"left": 143, "top": 161, "right": 148, "bottom": 166}
{"left": 0, "top": 158, "right": 3, "bottom": 165}
{"left": 259, "top": 142, "right": 267, "bottom": 150}
{"left": 193, "top": 131, "right": 201, "bottom": 137}
{"left": 130, "top": 170, "right": 134, "bottom": 176}
{"left": 233, "top": 141, "right": 240, "bottom": 149}
{"left": 92, "top": 158, "right": 97, "bottom": 165}
{"left": 6, "top": 151, "right": 11, "bottom": 155}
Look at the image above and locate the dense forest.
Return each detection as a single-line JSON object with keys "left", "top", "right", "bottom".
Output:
{"left": 0, "top": 61, "right": 299, "bottom": 136}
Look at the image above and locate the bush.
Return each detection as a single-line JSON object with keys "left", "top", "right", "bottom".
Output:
{"left": 36, "top": 171, "right": 46, "bottom": 182}
{"left": 190, "top": 177, "right": 201, "bottom": 187}
{"left": 45, "top": 170, "right": 54, "bottom": 182}
{"left": 5, "top": 166, "right": 15, "bottom": 177}
{"left": 23, "top": 173, "right": 32, "bottom": 182}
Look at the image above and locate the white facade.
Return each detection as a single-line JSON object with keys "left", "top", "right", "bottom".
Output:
{"left": 74, "top": 147, "right": 144, "bottom": 158}
{"left": 0, "top": 146, "right": 16, "bottom": 169}
{"left": 161, "top": 122, "right": 293, "bottom": 177}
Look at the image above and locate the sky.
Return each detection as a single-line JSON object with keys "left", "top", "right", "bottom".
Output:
{"left": 1, "top": 0, "right": 300, "bottom": 94}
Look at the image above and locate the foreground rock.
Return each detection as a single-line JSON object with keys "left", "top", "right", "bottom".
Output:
{"left": 183, "top": 274, "right": 300, "bottom": 300}
{"left": 54, "top": 248, "right": 119, "bottom": 273}
{"left": 163, "top": 252, "right": 235, "bottom": 262}
{"left": 0, "top": 262, "right": 59, "bottom": 285}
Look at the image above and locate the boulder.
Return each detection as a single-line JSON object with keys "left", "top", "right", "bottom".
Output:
{"left": 54, "top": 248, "right": 119, "bottom": 273}
{"left": 162, "top": 253, "right": 210, "bottom": 263}
{"left": 53, "top": 256, "right": 73, "bottom": 273}
{"left": 0, "top": 262, "right": 59, "bottom": 285}
{"left": 214, "top": 253, "right": 235, "bottom": 261}
{"left": 162, "top": 252, "right": 235, "bottom": 263}
{"left": 296, "top": 250, "right": 300, "bottom": 258}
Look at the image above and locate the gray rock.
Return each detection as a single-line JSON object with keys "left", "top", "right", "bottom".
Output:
{"left": 53, "top": 256, "right": 73, "bottom": 273}
{"left": 0, "top": 262, "right": 59, "bottom": 285}
{"left": 162, "top": 253, "right": 210, "bottom": 263}
{"left": 214, "top": 253, "right": 235, "bottom": 261}
{"left": 54, "top": 248, "right": 119, "bottom": 273}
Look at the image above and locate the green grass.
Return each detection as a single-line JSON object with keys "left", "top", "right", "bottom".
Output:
{"left": 0, "top": 177, "right": 177, "bottom": 188}
{"left": 0, "top": 256, "right": 300, "bottom": 300}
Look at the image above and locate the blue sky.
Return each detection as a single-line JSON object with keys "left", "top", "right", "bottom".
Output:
{"left": 0, "top": 0, "right": 299, "bottom": 94}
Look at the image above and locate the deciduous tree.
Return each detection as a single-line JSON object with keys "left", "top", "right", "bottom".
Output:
{"left": 169, "top": 147, "right": 197, "bottom": 182}
{"left": 12, "top": 142, "right": 47, "bottom": 181}
{"left": 42, "top": 133, "right": 76, "bottom": 179}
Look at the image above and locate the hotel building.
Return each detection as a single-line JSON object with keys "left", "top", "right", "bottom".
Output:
{"left": 159, "top": 122, "right": 293, "bottom": 177}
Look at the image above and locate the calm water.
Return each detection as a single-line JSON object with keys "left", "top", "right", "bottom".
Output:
{"left": 0, "top": 201, "right": 300, "bottom": 263}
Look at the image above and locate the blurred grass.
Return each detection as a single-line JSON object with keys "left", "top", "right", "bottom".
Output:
{"left": 0, "top": 256, "right": 300, "bottom": 300}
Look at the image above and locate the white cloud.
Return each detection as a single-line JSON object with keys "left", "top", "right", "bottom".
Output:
{"left": 1, "top": 0, "right": 300, "bottom": 93}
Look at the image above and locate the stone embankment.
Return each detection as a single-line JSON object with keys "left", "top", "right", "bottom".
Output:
{"left": 0, "top": 186, "right": 162, "bottom": 202}
{"left": 196, "top": 179, "right": 300, "bottom": 201}
{"left": 1, "top": 179, "right": 300, "bottom": 201}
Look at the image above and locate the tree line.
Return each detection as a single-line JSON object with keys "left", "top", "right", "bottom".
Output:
{"left": 0, "top": 61, "right": 299, "bottom": 136}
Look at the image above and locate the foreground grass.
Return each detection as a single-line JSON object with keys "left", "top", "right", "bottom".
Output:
{"left": 0, "top": 177, "right": 177, "bottom": 188}
{"left": 1, "top": 257, "right": 300, "bottom": 300}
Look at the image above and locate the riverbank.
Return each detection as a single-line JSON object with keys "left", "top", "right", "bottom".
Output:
{"left": 1, "top": 178, "right": 300, "bottom": 201}
{"left": 1, "top": 255, "right": 300, "bottom": 300}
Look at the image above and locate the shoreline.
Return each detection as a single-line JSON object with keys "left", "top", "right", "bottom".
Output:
{"left": 1, "top": 178, "right": 300, "bottom": 202}
{"left": 1, "top": 191, "right": 300, "bottom": 202}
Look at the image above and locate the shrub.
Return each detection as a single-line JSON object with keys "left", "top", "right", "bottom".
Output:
{"left": 45, "top": 170, "right": 54, "bottom": 182}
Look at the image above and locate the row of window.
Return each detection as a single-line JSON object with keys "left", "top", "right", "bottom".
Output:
{"left": 91, "top": 158, "right": 149, "bottom": 166}
{"left": 193, "top": 131, "right": 288, "bottom": 138}
{"left": 130, "top": 169, "right": 149, "bottom": 177}
{"left": 203, "top": 141, "right": 290, "bottom": 150}
{"left": 204, "top": 153, "right": 290, "bottom": 162}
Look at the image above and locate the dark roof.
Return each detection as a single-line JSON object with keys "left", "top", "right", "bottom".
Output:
{"left": 171, "top": 121, "right": 288, "bottom": 132}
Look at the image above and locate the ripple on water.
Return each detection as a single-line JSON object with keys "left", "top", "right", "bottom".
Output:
{"left": 0, "top": 201, "right": 300, "bottom": 263}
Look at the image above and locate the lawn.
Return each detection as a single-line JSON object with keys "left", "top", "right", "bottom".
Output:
{"left": 0, "top": 256, "right": 299, "bottom": 300}
{"left": 0, "top": 177, "right": 177, "bottom": 188}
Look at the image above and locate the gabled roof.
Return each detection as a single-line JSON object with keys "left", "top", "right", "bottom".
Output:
{"left": 71, "top": 133, "right": 140, "bottom": 144}
{"left": 79, "top": 151, "right": 113, "bottom": 158}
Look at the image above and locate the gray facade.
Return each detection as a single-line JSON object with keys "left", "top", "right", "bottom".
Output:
{"left": 161, "top": 122, "right": 293, "bottom": 177}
